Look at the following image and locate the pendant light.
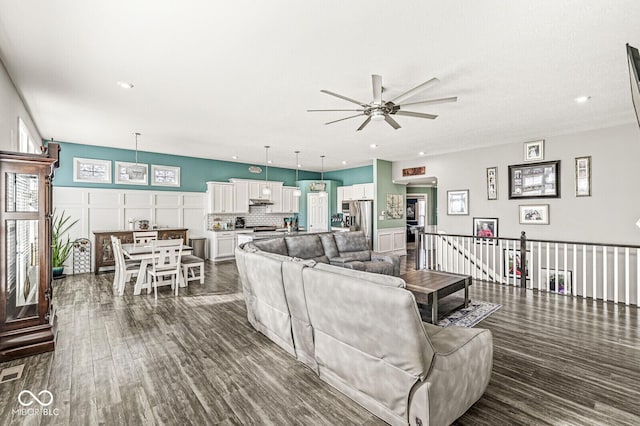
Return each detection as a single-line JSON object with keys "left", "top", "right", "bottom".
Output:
{"left": 318, "top": 155, "right": 327, "bottom": 198}
{"left": 262, "top": 146, "right": 271, "bottom": 196}
{"left": 293, "top": 151, "right": 302, "bottom": 197}
{"left": 133, "top": 132, "right": 141, "bottom": 165}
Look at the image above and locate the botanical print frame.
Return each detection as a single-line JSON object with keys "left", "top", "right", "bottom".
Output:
{"left": 575, "top": 156, "right": 591, "bottom": 197}
{"left": 473, "top": 217, "right": 498, "bottom": 244}
{"left": 540, "top": 268, "right": 573, "bottom": 295}
{"left": 386, "top": 194, "right": 404, "bottom": 219}
{"left": 503, "top": 249, "right": 531, "bottom": 280}
{"left": 519, "top": 204, "right": 550, "bottom": 225}
{"left": 151, "top": 164, "right": 181, "bottom": 187}
{"left": 508, "top": 161, "right": 560, "bottom": 199}
{"left": 447, "top": 190, "right": 469, "bottom": 215}
{"left": 73, "top": 157, "right": 112, "bottom": 183}
{"left": 486, "top": 167, "right": 498, "bottom": 200}
{"left": 115, "top": 161, "right": 148, "bottom": 185}
{"left": 524, "top": 140, "right": 544, "bottom": 161}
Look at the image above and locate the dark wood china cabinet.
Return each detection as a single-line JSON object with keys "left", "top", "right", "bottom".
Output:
{"left": 0, "top": 143, "right": 60, "bottom": 361}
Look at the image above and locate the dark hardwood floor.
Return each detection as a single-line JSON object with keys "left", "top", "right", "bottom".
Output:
{"left": 0, "top": 252, "right": 638, "bottom": 425}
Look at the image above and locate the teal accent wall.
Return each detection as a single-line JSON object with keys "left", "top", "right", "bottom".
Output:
{"left": 296, "top": 179, "right": 339, "bottom": 229}
{"left": 374, "top": 159, "right": 406, "bottom": 235}
{"left": 53, "top": 141, "right": 320, "bottom": 192}
{"left": 406, "top": 186, "right": 438, "bottom": 225}
{"left": 324, "top": 165, "right": 373, "bottom": 186}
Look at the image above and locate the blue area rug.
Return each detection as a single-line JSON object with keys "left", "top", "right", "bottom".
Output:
{"left": 437, "top": 301, "right": 502, "bottom": 328}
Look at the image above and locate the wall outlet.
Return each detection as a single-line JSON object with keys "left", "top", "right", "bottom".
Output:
{"left": 379, "top": 215, "right": 385, "bottom": 220}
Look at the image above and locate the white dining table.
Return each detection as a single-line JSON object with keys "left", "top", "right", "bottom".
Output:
{"left": 121, "top": 243, "right": 193, "bottom": 295}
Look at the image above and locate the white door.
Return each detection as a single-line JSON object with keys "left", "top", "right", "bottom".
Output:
{"left": 307, "top": 193, "right": 328, "bottom": 232}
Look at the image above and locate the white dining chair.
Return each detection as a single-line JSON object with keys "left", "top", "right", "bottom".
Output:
{"left": 181, "top": 255, "right": 205, "bottom": 285}
{"left": 133, "top": 231, "right": 158, "bottom": 245}
{"left": 111, "top": 236, "right": 140, "bottom": 296}
{"left": 146, "top": 239, "right": 183, "bottom": 299}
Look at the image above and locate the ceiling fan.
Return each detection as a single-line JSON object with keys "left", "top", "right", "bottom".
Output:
{"left": 308, "top": 74, "right": 457, "bottom": 131}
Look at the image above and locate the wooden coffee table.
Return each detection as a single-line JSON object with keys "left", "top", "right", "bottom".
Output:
{"left": 400, "top": 269, "right": 472, "bottom": 324}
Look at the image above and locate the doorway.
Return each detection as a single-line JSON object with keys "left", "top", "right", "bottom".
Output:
{"left": 406, "top": 194, "right": 427, "bottom": 244}
{"left": 307, "top": 193, "right": 328, "bottom": 232}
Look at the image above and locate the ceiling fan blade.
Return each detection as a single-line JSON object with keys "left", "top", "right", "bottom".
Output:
{"left": 372, "top": 74, "right": 383, "bottom": 105}
{"left": 320, "top": 89, "right": 367, "bottom": 106}
{"left": 399, "top": 96, "right": 458, "bottom": 107}
{"left": 384, "top": 115, "right": 401, "bottom": 130}
{"left": 325, "top": 113, "right": 365, "bottom": 125}
{"left": 395, "top": 110, "right": 438, "bottom": 119}
{"left": 356, "top": 117, "right": 372, "bottom": 131}
{"left": 307, "top": 109, "right": 365, "bottom": 112}
{"left": 389, "top": 77, "right": 440, "bottom": 105}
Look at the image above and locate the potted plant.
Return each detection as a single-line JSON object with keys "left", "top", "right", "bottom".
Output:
{"left": 52, "top": 210, "right": 79, "bottom": 278}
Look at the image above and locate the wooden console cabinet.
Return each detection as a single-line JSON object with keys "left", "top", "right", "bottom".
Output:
{"left": 93, "top": 228, "right": 188, "bottom": 274}
{"left": 0, "top": 144, "right": 60, "bottom": 361}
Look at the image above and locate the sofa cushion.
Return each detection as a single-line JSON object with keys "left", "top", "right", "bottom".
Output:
{"left": 319, "top": 233, "right": 340, "bottom": 259}
{"left": 334, "top": 232, "right": 371, "bottom": 261}
{"left": 285, "top": 235, "right": 325, "bottom": 259}
{"left": 363, "top": 260, "right": 394, "bottom": 276}
{"left": 314, "top": 263, "right": 406, "bottom": 288}
{"left": 251, "top": 238, "right": 288, "bottom": 256}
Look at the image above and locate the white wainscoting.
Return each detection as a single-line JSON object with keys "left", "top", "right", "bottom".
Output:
{"left": 376, "top": 227, "right": 407, "bottom": 256}
{"left": 53, "top": 187, "right": 206, "bottom": 273}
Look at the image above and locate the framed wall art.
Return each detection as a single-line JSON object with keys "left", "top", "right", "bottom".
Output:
{"left": 473, "top": 217, "right": 498, "bottom": 244}
{"left": 540, "top": 268, "right": 572, "bottom": 295}
{"left": 503, "top": 249, "right": 531, "bottom": 280}
{"left": 486, "top": 166, "right": 498, "bottom": 200}
{"left": 508, "top": 160, "right": 560, "bottom": 199}
{"left": 447, "top": 190, "right": 469, "bottom": 215}
{"left": 524, "top": 140, "right": 544, "bottom": 161}
{"left": 115, "top": 161, "right": 148, "bottom": 185}
{"left": 575, "top": 156, "right": 591, "bottom": 197}
{"left": 519, "top": 204, "right": 550, "bottom": 225}
{"left": 73, "top": 157, "right": 112, "bottom": 183}
{"left": 151, "top": 164, "right": 181, "bottom": 187}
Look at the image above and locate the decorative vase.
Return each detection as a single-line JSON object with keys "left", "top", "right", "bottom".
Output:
{"left": 52, "top": 266, "right": 64, "bottom": 278}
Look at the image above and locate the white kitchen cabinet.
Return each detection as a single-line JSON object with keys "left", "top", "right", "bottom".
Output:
{"left": 207, "top": 182, "right": 234, "bottom": 214}
{"left": 337, "top": 186, "right": 345, "bottom": 206}
{"left": 265, "top": 182, "right": 283, "bottom": 213}
{"left": 281, "top": 187, "right": 300, "bottom": 214}
{"left": 343, "top": 185, "right": 354, "bottom": 201}
{"left": 375, "top": 227, "right": 406, "bottom": 255}
{"left": 233, "top": 180, "right": 249, "bottom": 213}
{"left": 209, "top": 231, "right": 236, "bottom": 261}
{"left": 352, "top": 183, "right": 374, "bottom": 200}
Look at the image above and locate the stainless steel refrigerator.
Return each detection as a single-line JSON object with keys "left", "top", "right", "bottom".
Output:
{"left": 348, "top": 200, "right": 373, "bottom": 248}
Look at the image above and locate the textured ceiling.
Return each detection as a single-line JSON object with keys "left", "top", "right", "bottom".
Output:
{"left": 0, "top": 0, "right": 638, "bottom": 171}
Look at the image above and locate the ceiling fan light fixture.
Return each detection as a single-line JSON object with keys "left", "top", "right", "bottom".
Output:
{"left": 370, "top": 110, "right": 385, "bottom": 122}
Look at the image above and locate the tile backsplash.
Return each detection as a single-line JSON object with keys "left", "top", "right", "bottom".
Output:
{"left": 207, "top": 205, "right": 296, "bottom": 229}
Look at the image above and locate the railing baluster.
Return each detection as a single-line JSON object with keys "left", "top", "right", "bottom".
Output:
{"left": 492, "top": 239, "right": 496, "bottom": 283}
{"left": 637, "top": 248, "right": 639, "bottom": 307}
{"left": 603, "top": 246, "right": 608, "bottom": 302}
{"left": 592, "top": 246, "right": 597, "bottom": 300}
{"left": 538, "top": 241, "right": 542, "bottom": 290}
{"left": 554, "top": 243, "right": 559, "bottom": 293}
{"left": 546, "top": 242, "right": 550, "bottom": 292}
{"left": 563, "top": 243, "right": 568, "bottom": 295}
{"left": 625, "top": 247, "right": 630, "bottom": 305}
{"left": 582, "top": 245, "right": 587, "bottom": 298}
{"left": 512, "top": 240, "right": 517, "bottom": 287}
{"left": 614, "top": 246, "right": 619, "bottom": 304}
{"left": 573, "top": 244, "right": 578, "bottom": 297}
{"left": 472, "top": 237, "right": 477, "bottom": 280}
{"left": 499, "top": 239, "right": 503, "bottom": 284}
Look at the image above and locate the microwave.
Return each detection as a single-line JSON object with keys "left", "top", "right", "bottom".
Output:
{"left": 341, "top": 201, "right": 351, "bottom": 213}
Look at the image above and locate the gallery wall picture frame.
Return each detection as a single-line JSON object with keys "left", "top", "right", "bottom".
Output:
{"left": 151, "top": 164, "right": 181, "bottom": 187}
{"left": 540, "top": 268, "right": 573, "bottom": 295}
{"left": 508, "top": 160, "right": 560, "bottom": 199}
{"left": 115, "top": 161, "right": 149, "bottom": 185}
{"left": 447, "top": 190, "right": 469, "bottom": 215}
{"left": 524, "top": 140, "right": 544, "bottom": 161}
{"left": 519, "top": 204, "right": 550, "bottom": 225}
{"left": 575, "top": 156, "right": 591, "bottom": 197}
{"left": 473, "top": 217, "right": 498, "bottom": 244}
{"left": 486, "top": 166, "right": 498, "bottom": 200}
{"left": 73, "top": 157, "right": 112, "bottom": 183}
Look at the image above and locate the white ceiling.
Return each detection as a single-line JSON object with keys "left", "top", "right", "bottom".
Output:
{"left": 0, "top": 0, "right": 638, "bottom": 171}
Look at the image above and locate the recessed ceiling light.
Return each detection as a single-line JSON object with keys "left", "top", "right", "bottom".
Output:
{"left": 231, "top": 155, "right": 238, "bottom": 160}
{"left": 341, "top": 160, "right": 348, "bottom": 165}
{"left": 370, "top": 144, "right": 378, "bottom": 149}
{"left": 418, "top": 151, "right": 425, "bottom": 156}
{"left": 574, "top": 95, "right": 591, "bottom": 103}
{"left": 116, "top": 81, "right": 134, "bottom": 89}
{"left": 268, "top": 160, "right": 273, "bottom": 164}
{"left": 297, "top": 164, "right": 301, "bottom": 168}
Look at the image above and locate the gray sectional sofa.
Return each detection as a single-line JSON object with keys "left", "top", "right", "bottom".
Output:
{"left": 235, "top": 235, "right": 494, "bottom": 426}
{"left": 247, "top": 231, "right": 401, "bottom": 276}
